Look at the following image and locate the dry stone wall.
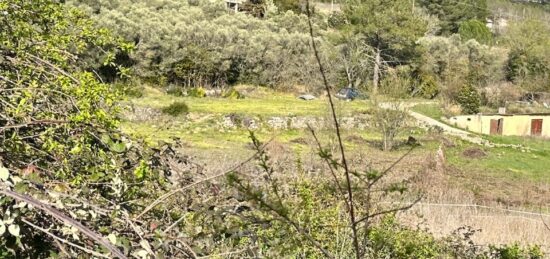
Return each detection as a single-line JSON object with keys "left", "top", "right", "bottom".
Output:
{"left": 123, "top": 104, "right": 373, "bottom": 131}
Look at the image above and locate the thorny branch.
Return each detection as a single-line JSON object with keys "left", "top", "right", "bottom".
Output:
{"left": 368, "top": 147, "right": 416, "bottom": 189}
{"left": 354, "top": 196, "right": 423, "bottom": 225}
{"left": 26, "top": 54, "right": 81, "bottom": 85}
{"left": 305, "top": 0, "right": 361, "bottom": 257}
{"left": 0, "top": 120, "right": 68, "bottom": 133}
{"left": 540, "top": 206, "right": 550, "bottom": 232}
{"left": 307, "top": 124, "right": 349, "bottom": 211}
{"left": 21, "top": 218, "right": 111, "bottom": 259}
{"left": 0, "top": 188, "right": 127, "bottom": 258}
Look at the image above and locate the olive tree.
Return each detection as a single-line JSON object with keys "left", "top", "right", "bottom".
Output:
{"left": 417, "top": 35, "right": 507, "bottom": 102}
{"left": 504, "top": 19, "right": 550, "bottom": 92}
{"left": 67, "top": 0, "right": 327, "bottom": 89}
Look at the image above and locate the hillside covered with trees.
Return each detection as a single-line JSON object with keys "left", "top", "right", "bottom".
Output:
{"left": 68, "top": 0, "right": 550, "bottom": 113}
{"left": 1, "top": 0, "right": 550, "bottom": 258}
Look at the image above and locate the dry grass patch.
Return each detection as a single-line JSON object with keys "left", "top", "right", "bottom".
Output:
{"left": 400, "top": 205, "right": 550, "bottom": 253}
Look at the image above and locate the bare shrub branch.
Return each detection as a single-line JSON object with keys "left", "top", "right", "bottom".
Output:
{"left": 21, "top": 218, "right": 111, "bottom": 259}
{"left": 305, "top": 1, "right": 361, "bottom": 257}
{"left": 0, "top": 189, "right": 126, "bottom": 258}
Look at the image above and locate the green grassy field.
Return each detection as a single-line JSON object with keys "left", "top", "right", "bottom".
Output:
{"left": 446, "top": 139, "right": 550, "bottom": 183}
{"left": 411, "top": 103, "right": 445, "bottom": 120}
{"left": 130, "top": 86, "right": 372, "bottom": 117}
{"left": 123, "top": 87, "right": 550, "bottom": 185}
{"left": 386, "top": 101, "right": 550, "bottom": 183}
{"left": 123, "top": 86, "right": 379, "bottom": 150}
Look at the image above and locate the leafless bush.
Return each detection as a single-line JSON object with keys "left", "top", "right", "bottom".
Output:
{"left": 482, "top": 82, "right": 523, "bottom": 108}
{"left": 372, "top": 103, "right": 411, "bottom": 151}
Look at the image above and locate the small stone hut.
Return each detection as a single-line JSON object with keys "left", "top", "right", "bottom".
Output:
{"left": 446, "top": 113, "right": 550, "bottom": 137}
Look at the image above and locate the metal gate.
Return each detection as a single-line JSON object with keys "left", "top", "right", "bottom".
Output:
{"left": 531, "top": 119, "right": 543, "bottom": 136}
{"left": 490, "top": 119, "right": 503, "bottom": 135}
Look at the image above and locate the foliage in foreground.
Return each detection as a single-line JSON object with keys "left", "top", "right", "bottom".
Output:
{"left": 0, "top": 1, "right": 198, "bottom": 257}
{"left": 221, "top": 133, "right": 543, "bottom": 258}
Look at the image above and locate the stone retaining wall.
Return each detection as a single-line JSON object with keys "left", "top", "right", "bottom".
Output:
{"left": 124, "top": 105, "right": 372, "bottom": 130}
{"left": 219, "top": 114, "right": 370, "bottom": 130}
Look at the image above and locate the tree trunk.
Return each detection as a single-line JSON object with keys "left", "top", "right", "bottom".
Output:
{"left": 384, "top": 133, "right": 390, "bottom": 151}
{"left": 372, "top": 48, "right": 381, "bottom": 95}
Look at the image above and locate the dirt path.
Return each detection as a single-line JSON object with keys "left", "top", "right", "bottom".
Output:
{"left": 379, "top": 102, "right": 489, "bottom": 145}
{"left": 379, "top": 102, "right": 534, "bottom": 149}
{"left": 408, "top": 109, "right": 489, "bottom": 145}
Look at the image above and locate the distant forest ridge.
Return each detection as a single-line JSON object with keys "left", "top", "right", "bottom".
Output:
{"left": 510, "top": 0, "right": 549, "bottom": 5}
{"left": 314, "top": 0, "right": 550, "bottom": 12}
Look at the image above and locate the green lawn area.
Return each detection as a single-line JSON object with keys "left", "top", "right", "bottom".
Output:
{"left": 121, "top": 117, "right": 423, "bottom": 152}
{"left": 486, "top": 135, "right": 550, "bottom": 151}
{"left": 447, "top": 137, "right": 550, "bottom": 183}
{"left": 411, "top": 103, "right": 444, "bottom": 120}
{"left": 130, "top": 86, "right": 372, "bottom": 117}
{"left": 125, "top": 87, "right": 550, "bottom": 183}
{"left": 121, "top": 121, "right": 309, "bottom": 150}
{"left": 122, "top": 86, "right": 378, "bottom": 150}
{"left": 410, "top": 102, "right": 550, "bottom": 182}
{"left": 122, "top": 86, "right": 427, "bottom": 152}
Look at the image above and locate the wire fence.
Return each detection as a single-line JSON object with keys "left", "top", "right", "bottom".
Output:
{"left": 387, "top": 202, "right": 550, "bottom": 250}
{"left": 380, "top": 201, "right": 550, "bottom": 218}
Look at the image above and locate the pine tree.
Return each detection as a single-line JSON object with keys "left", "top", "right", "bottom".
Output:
{"left": 418, "top": 0, "right": 489, "bottom": 34}
{"left": 342, "top": 0, "right": 428, "bottom": 94}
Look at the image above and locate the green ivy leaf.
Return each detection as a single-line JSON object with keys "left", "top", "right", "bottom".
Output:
{"left": 100, "top": 134, "right": 112, "bottom": 145}
{"left": 107, "top": 233, "right": 117, "bottom": 245}
{"left": 8, "top": 224, "right": 20, "bottom": 237}
{"left": 135, "top": 250, "right": 148, "bottom": 259}
{"left": 134, "top": 161, "right": 148, "bottom": 180}
{"left": 110, "top": 142, "right": 126, "bottom": 153}
{"left": 0, "top": 167, "right": 9, "bottom": 181}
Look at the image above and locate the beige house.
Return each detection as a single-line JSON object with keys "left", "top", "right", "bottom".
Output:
{"left": 446, "top": 113, "right": 550, "bottom": 137}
